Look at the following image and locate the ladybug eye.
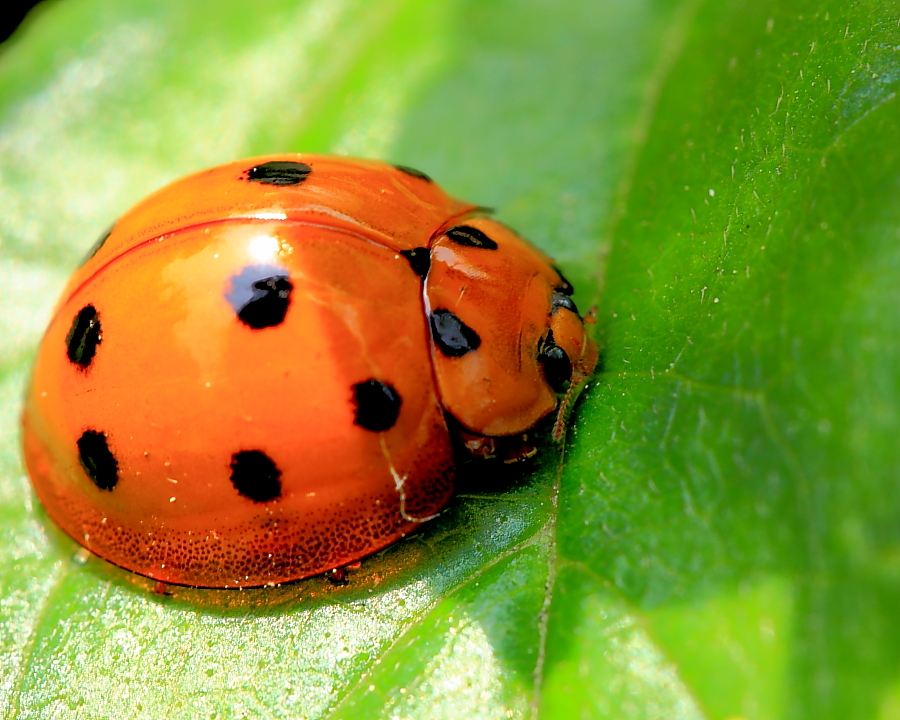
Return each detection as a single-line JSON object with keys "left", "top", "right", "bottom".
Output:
{"left": 551, "top": 291, "right": 579, "bottom": 315}
{"left": 538, "top": 331, "right": 572, "bottom": 393}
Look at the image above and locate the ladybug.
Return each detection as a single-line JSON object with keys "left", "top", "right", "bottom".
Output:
{"left": 21, "top": 155, "right": 597, "bottom": 588}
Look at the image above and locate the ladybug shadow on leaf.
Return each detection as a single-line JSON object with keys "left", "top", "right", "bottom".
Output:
{"left": 453, "top": 440, "right": 545, "bottom": 497}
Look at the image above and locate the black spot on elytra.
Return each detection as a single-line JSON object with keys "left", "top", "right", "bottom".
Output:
{"left": 430, "top": 309, "right": 481, "bottom": 357}
{"left": 353, "top": 379, "right": 403, "bottom": 432}
{"left": 78, "top": 430, "right": 118, "bottom": 491}
{"left": 394, "top": 164, "right": 432, "bottom": 182}
{"left": 226, "top": 265, "right": 293, "bottom": 329}
{"left": 444, "top": 225, "right": 498, "bottom": 250}
{"left": 551, "top": 291, "right": 579, "bottom": 315}
{"left": 245, "top": 161, "right": 311, "bottom": 186}
{"left": 352, "top": 380, "right": 402, "bottom": 432}
{"left": 81, "top": 225, "right": 114, "bottom": 266}
{"left": 230, "top": 450, "right": 282, "bottom": 503}
{"left": 399, "top": 247, "right": 431, "bottom": 279}
{"left": 552, "top": 266, "right": 574, "bottom": 295}
{"left": 66, "top": 305, "right": 102, "bottom": 369}
{"left": 538, "top": 331, "right": 572, "bottom": 393}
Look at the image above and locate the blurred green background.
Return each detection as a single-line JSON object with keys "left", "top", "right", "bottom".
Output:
{"left": 1, "top": 0, "right": 899, "bottom": 718}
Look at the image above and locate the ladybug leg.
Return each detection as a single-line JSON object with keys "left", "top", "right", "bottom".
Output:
{"left": 458, "top": 429, "right": 537, "bottom": 463}
{"left": 460, "top": 431, "right": 497, "bottom": 459}
{"left": 152, "top": 580, "right": 170, "bottom": 595}
{"left": 501, "top": 435, "right": 538, "bottom": 463}
{"left": 326, "top": 560, "right": 362, "bottom": 585}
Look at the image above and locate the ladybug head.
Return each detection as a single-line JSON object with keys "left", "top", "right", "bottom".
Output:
{"left": 541, "top": 289, "right": 598, "bottom": 440}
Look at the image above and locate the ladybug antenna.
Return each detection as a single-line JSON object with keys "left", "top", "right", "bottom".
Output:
{"left": 551, "top": 337, "right": 599, "bottom": 442}
{"left": 552, "top": 375, "right": 583, "bottom": 442}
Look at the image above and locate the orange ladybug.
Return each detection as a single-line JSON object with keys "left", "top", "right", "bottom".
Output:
{"left": 21, "top": 155, "right": 597, "bottom": 588}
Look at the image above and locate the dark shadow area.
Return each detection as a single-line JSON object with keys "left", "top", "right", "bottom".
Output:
{"left": 0, "top": 1, "right": 43, "bottom": 45}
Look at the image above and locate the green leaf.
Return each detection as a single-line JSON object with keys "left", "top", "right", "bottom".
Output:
{"left": 1, "top": 0, "right": 898, "bottom": 718}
